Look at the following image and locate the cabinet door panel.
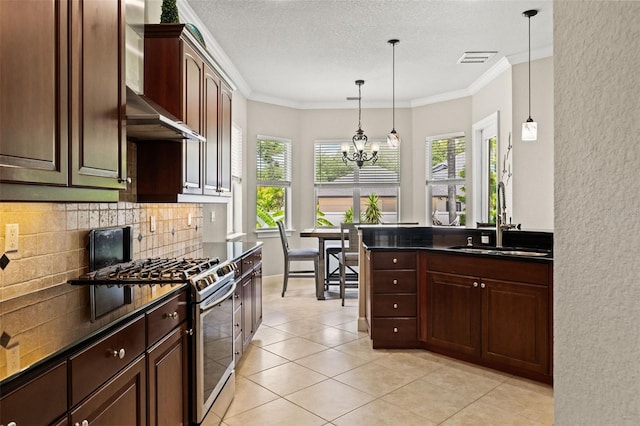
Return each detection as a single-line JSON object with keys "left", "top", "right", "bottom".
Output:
{"left": 242, "top": 276, "right": 253, "bottom": 348}
{"left": 482, "top": 279, "right": 549, "bottom": 373}
{"left": 426, "top": 272, "right": 480, "bottom": 356}
{"left": 70, "top": 0, "right": 125, "bottom": 188}
{"left": 182, "top": 43, "right": 203, "bottom": 193}
{"left": 204, "top": 64, "right": 220, "bottom": 193}
{"left": 219, "top": 86, "right": 233, "bottom": 192}
{"left": 0, "top": 0, "right": 68, "bottom": 185}
{"left": 147, "top": 325, "right": 188, "bottom": 426}
{"left": 70, "top": 355, "right": 146, "bottom": 426}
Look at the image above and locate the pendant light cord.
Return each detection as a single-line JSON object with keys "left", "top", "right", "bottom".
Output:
{"left": 392, "top": 42, "right": 395, "bottom": 130}
{"left": 528, "top": 14, "right": 531, "bottom": 119}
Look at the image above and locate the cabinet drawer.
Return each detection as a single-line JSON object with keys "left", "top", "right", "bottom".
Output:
{"left": 146, "top": 291, "right": 187, "bottom": 347}
{"left": 0, "top": 362, "right": 67, "bottom": 426}
{"left": 372, "top": 294, "right": 416, "bottom": 317}
{"left": 371, "top": 270, "right": 416, "bottom": 293}
{"left": 372, "top": 251, "right": 416, "bottom": 270}
{"left": 371, "top": 318, "right": 416, "bottom": 341}
{"left": 70, "top": 316, "right": 145, "bottom": 406}
{"left": 241, "top": 249, "right": 262, "bottom": 275}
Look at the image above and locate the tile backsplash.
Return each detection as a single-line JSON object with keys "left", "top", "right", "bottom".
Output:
{"left": 0, "top": 202, "right": 202, "bottom": 380}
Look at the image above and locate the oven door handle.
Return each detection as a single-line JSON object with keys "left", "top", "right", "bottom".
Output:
{"left": 200, "top": 281, "right": 237, "bottom": 314}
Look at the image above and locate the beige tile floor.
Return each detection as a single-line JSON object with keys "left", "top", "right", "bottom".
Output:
{"left": 213, "top": 276, "right": 553, "bottom": 426}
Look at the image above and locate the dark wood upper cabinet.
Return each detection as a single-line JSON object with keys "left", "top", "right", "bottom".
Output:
{"left": 0, "top": 0, "right": 69, "bottom": 186}
{"left": 0, "top": 0, "right": 127, "bottom": 201}
{"left": 137, "top": 24, "right": 232, "bottom": 202}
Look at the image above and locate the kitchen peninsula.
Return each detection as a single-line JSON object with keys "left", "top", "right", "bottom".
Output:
{"left": 357, "top": 225, "right": 553, "bottom": 384}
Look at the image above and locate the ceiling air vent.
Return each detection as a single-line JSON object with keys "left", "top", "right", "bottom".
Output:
{"left": 457, "top": 51, "right": 497, "bottom": 64}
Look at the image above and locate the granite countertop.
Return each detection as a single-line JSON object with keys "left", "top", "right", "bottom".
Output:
{"left": 360, "top": 227, "right": 553, "bottom": 261}
{"left": 202, "top": 241, "right": 263, "bottom": 264}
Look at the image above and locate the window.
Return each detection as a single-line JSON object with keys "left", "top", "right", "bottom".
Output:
{"left": 314, "top": 140, "right": 399, "bottom": 226}
{"left": 426, "top": 134, "right": 466, "bottom": 226}
{"left": 256, "top": 135, "right": 291, "bottom": 229}
{"left": 472, "top": 112, "right": 498, "bottom": 224}
{"left": 227, "top": 123, "right": 243, "bottom": 236}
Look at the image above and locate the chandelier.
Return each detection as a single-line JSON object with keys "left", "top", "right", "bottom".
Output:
{"left": 342, "top": 80, "right": 379, "bottom": 168}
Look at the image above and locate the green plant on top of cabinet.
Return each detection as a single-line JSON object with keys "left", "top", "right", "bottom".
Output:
{"left": 136, "top": 24, "right": 232, "bottom": 202}
{"left": 0, "top": 0, "right": 127, "bottom": 202}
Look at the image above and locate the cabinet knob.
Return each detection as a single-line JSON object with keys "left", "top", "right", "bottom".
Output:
{"left": 235, "top": 323, "right": 241, "bottom": 328}
{"left": 481, "top": 282, "right": 486, "bottom": 289}
{"left": 185, "top": 329, "right": 194, "bottom": 336}
{"left": 392, "top": 279, "right": 398, "bottom": 285}
{"left": 473, "top": 281, "right": 478, "bottom": 288}
{"left": 165, "top": 311, "right": 178, "bottom": 319}
{"left": 392, "top": 258, "right": 398, "bottom": 264}
{"left": 393, "top": 327, "right": 398, "bottom": 333}
{"left": 8, "top": 422, "right": 17, "bottom": 426}
{"left": 234, "top": 293, "right": 240, "bottom": 298}
{"left": 235, "top": 351, "right": 241, "bottom": 356}
{"left": 112, "top": 348, "right": 125, "bottom": 359}
{"left": 393, "top": 303, "right": 398, "bottom": 309}
{"left": 118, "top": 176, "right": 132, "bottom": 184}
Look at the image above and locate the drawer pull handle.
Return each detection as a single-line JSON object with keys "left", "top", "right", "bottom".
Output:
{"left": 74, "top": 421, "right": 89, "bottom": 426}
{"left": 473, "top": 281, "right": 478, "bottom": 288}
{"left": 393, "top": 279, "right": 398, "bottom": 285}
{"left": 393, "top": 258, "right": 398, "bottom": 264}
{"left": 393, "top": 303, "right": 398, "bottom": 309}
{"left": 234, "top": 293, "right": 240, "bottom": 298}
{"left": 481, "top": 282, "right": 486, "bottom": 289}
{"left": 393, "top": 327, "right": 398, "bottom": 333}
{"left": 165, "top": 311, "right": 178, "bottom": 319}
{"left": 185, "top": 329, "right": 193, "bottom": 336}
{"left": 112, "top": 348, "right": 125, "bottom": 359}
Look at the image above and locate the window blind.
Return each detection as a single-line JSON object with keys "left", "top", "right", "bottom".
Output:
{"left": 314, "top": 140, "right": 400, "bottom": 185}
{"left": 426, "top": 137, "right": 466, "bottom": 185}
{"left": 231, "top": 123, "right": 242, "bottom": 179}
{"left": 257, "top": 136, "right": 291, "bottom": 186}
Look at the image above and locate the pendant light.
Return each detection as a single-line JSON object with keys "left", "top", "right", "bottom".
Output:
{"left": 387, "top": 39, "right": 401, "bottom": 148}
{"left": 387, "top": 38, "right": 400, "bottom": 148}
{"left": 342, "top": 80, "right": 379, "bottom": 168}
{"left": 522, "top": 9, "right": 538, "bottom": 141}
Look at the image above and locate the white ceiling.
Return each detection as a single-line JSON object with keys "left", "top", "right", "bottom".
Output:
{"left": 183, "top": 0, "right": 553, "bottom": 109}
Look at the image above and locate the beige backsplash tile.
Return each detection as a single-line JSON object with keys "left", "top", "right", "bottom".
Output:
{"left": 0, "top": 201, "right": 203, "bottom": 381}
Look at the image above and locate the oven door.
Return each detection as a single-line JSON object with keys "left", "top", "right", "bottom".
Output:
{"left": 193, "top": 280, "right": 236, "bottom": 424}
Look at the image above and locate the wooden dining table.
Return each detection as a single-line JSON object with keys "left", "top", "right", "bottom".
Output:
{"left": 300, "top": 227, "right": 345, "bottom": 300}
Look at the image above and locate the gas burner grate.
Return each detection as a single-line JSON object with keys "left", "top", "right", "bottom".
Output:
{"left": 70, "top": 257, "right": 221, "bottom": 286}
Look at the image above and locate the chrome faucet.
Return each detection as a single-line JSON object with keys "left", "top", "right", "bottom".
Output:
{"left": 496, "top": 181, "right": 510, "bottom": 247}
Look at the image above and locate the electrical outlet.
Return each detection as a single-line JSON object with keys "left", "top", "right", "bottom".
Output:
{"left": 188, "top": 213, "right": 192, "bottom": 227}
{"left": 5, "top": 224, "right": 19, "bottom": 252}
{"left": 150, "top": 216, "right": 156, "bottom": 233}
{"left": 210, "top": 211, "right": 216, "bottom": 222}
{"left": 7, "top": 343, "right": 20, "bottom": 374}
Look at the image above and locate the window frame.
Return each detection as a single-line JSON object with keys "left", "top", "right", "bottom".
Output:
{"left": 255, "top": 135, "right": 292, "bottom": 230}
{"left": 425, "top": 132, "right": 467, "bottom": 227}
{"left": 471, "top": 112, "right": 499, "bottom": 225}
{"left": 314, "top": 139, "right": 400, "bottom": 226}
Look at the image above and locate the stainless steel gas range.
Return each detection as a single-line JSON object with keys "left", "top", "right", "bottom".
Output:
{"left": 71, "top": 251, "right": 238, "bottom": 425}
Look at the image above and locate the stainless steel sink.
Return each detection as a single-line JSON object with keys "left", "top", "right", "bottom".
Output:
{"left": 451, "top": 247, "right": 550, "bottom": 257}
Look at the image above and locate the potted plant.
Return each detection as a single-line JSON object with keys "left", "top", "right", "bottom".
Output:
{"left": 364, "top": 193, "right": 382, "bottom": 224}
{"left": 160, "top": 0, "right": 179, "bottom": 23}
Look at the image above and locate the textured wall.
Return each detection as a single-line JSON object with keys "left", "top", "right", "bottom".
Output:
{"left": 554, "top": 1, "right": 640, "bottom": 424}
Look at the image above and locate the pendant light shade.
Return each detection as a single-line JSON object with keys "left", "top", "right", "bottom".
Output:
{"left": 387, "top": 39, "right": 401, "bottom": 148}
{"left": 522, "top": 9, "right": 538, "bottom": 141}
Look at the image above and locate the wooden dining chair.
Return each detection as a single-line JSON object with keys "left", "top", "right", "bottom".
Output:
{"left": 339, "top": 222, "right": 360, "bottom": 306}
{"left": 277, "top": 220, "right": 320, "bottom": 297}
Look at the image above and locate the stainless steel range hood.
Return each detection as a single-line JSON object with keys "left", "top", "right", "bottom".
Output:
{"left": 126, "top": 86, "right": 205, "bottom": 143}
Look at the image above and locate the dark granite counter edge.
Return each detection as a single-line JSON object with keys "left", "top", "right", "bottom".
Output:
{"left": 363, "top": 243, "right": 553, "bottom": 262}
{"left": 1, "top": 242, "right": 263, "bottom": 394}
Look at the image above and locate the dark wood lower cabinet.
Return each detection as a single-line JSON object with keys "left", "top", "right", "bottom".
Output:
{"left": 422, "top": 252, "right": 552, "bottom": 382}
{"left": 147, "top": 324, "right": 188, "bottom": 426}
{"left": 426, "top": 271, "right": 481, "bottom": 356}
{"left": 236, "top": 248, "right": 263, "bottom": 361}
{"left": 69, "top": 355, "right": 146, "bottom": 426}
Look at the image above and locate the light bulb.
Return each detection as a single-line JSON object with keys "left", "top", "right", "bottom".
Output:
{"left": 341, "top": 142, "right": 349, "bottom": 153}
{"left": 371, "top": 142, "right": 380, "bottom": 153}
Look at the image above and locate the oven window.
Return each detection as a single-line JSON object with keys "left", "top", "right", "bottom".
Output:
{"left": 201, "top": 295, "right": 234, "bottom": 401}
